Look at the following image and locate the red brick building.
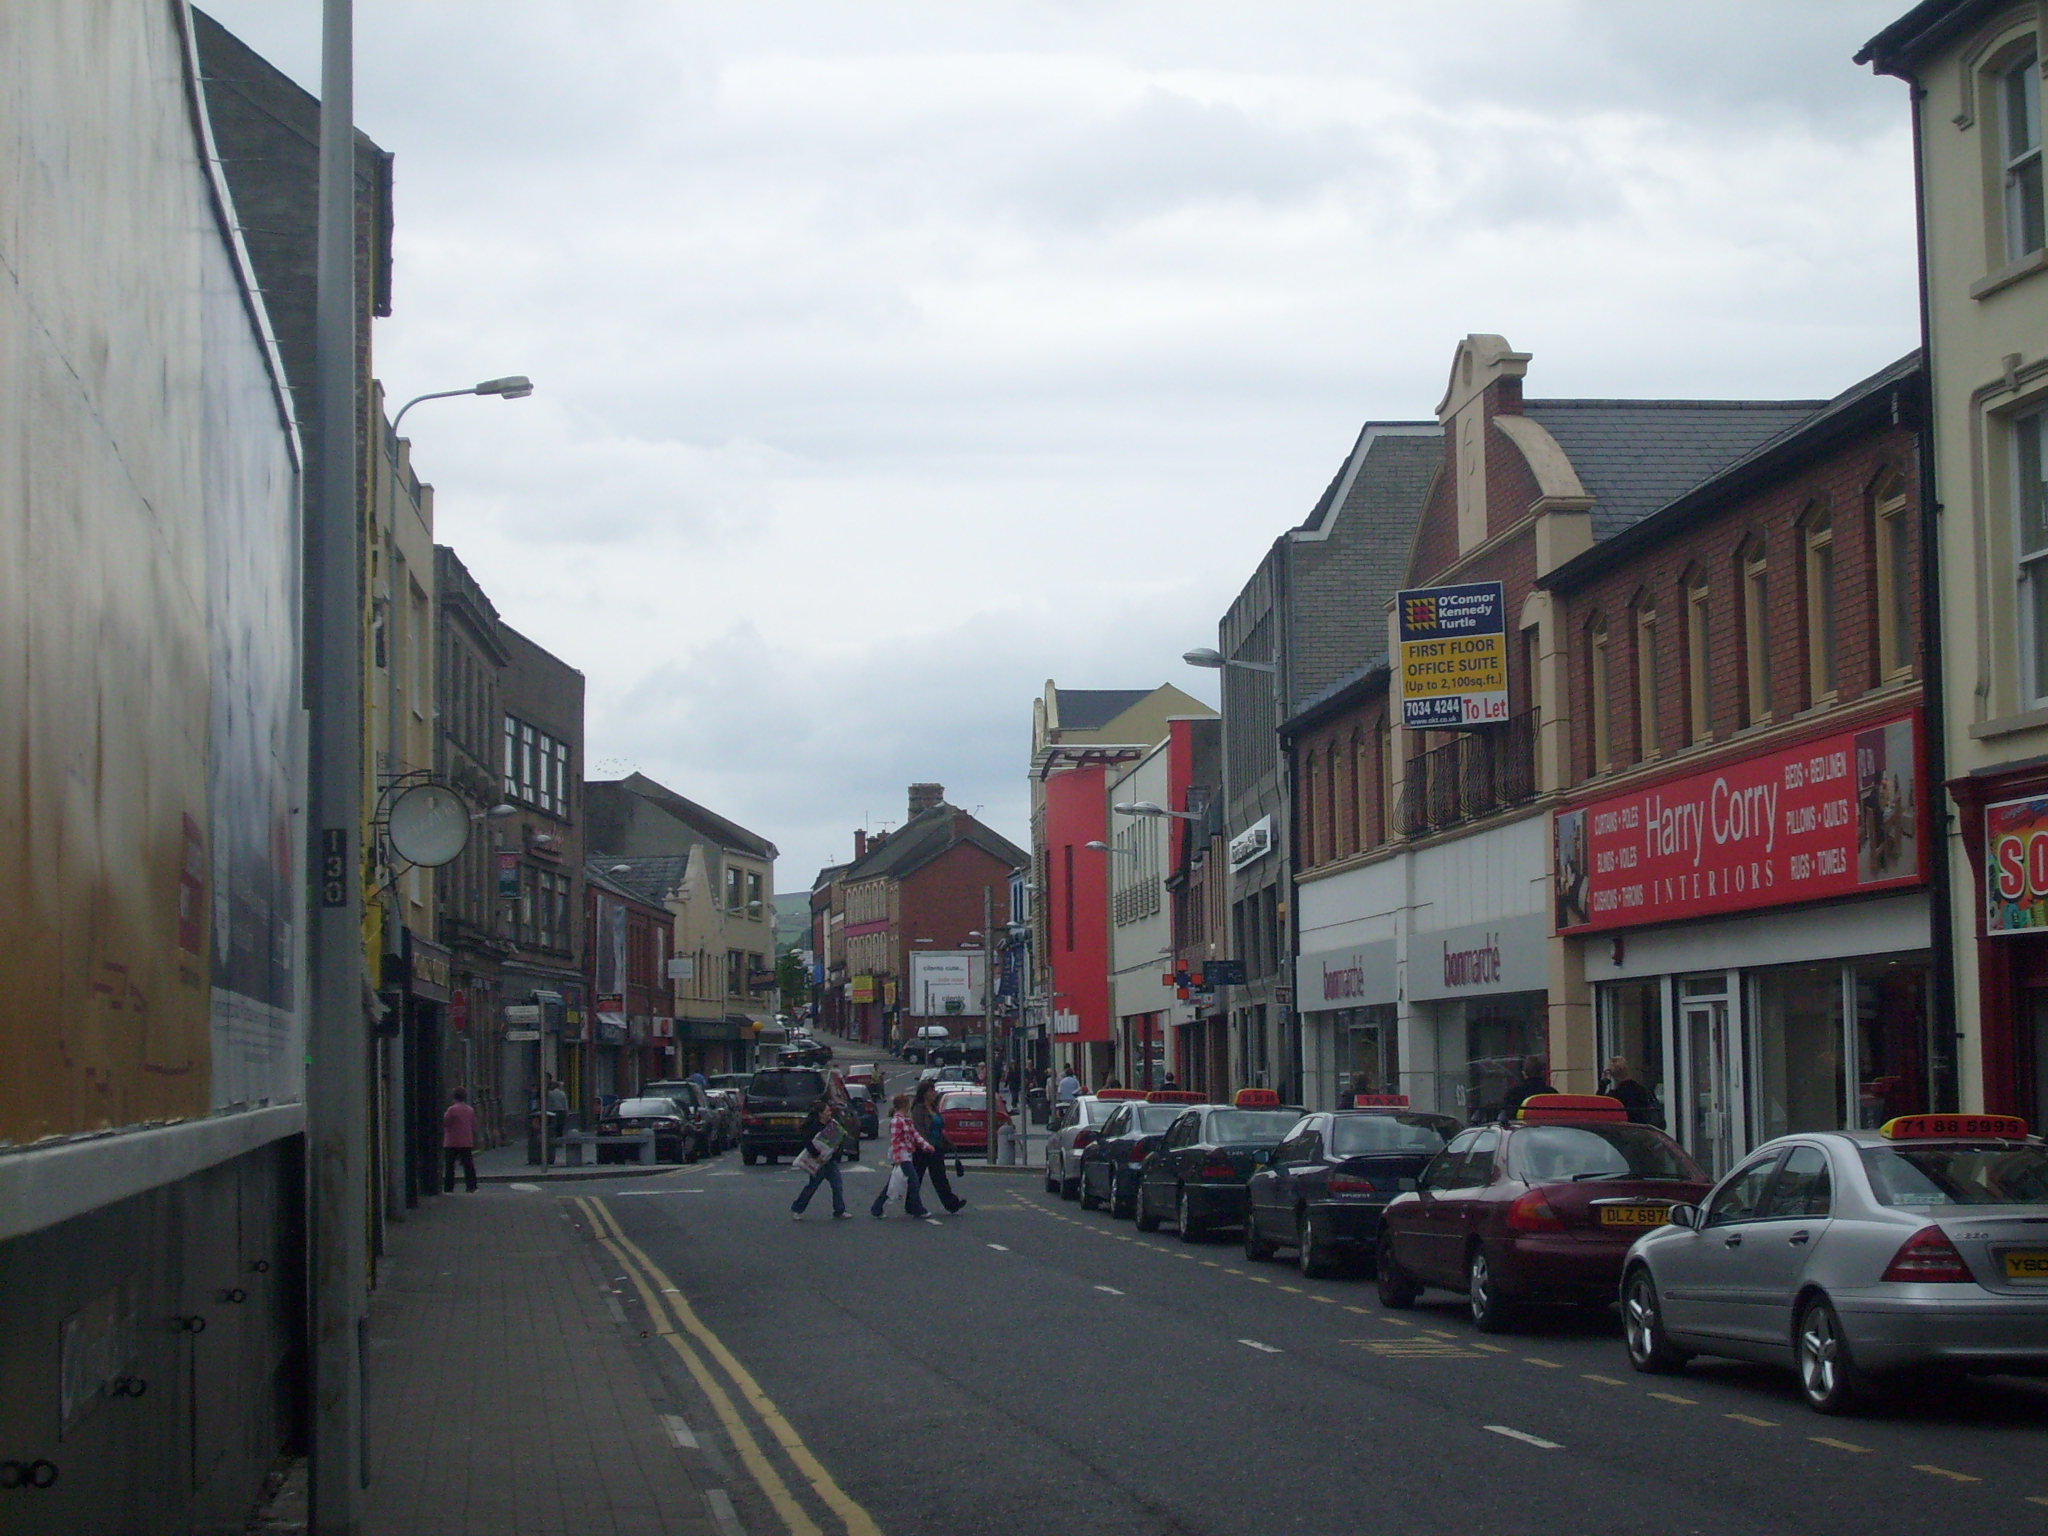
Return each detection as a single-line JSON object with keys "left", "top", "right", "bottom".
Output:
{"left": 583, "top": 862, "right": 679, "bottom": 1101}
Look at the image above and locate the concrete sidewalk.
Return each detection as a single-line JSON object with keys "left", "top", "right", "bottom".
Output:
{"left": 361, "top": 1185, "right": 724, "bottom": 1536}
{"left": 469, "top": 1140, "right": 670, "bottom": 1183}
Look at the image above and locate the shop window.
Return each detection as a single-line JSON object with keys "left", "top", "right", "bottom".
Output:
{"left": 2003, "top": 47, "right": 2045, "bottom": 264}
{"left": 1802, "top": 507, "right": 1836, "bottom": 705}
{"left": 1339, "top": 1005, "right": 1399, "bottom": 1098}
{"left": 1684, "top": 570, "right": 1712, "bottom": 745}
{"left": 1751, "top": 965, "right": 1846, "bottom": 1143}
{"left": 1634, "top": 602, "right": 1660, "bottom": 760}
{"left": 1872, "top": 475, "right": 1913, "bottom": 683}
{"left": 1853, "top": 958, "right": 1936, "bottom": 1127}
{"left": 1739, "top": 538, "right": 1772, "bottom": 727}
{"left": 2018, "top": 410, "right": 2048, "bottom": 706}
{"left": 1460, "top": 993, "right": 1547, "bottom": 1123}
{"left": 1597, "top": 980, "right": 1666, "bottom": 1130}
{"left": 1587, "top": 617, "right": 1612, "bottom": 775}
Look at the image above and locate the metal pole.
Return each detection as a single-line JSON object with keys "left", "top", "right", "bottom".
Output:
{"left": 308, "top": 0, "right": 364, "bottom": 1527}
{"left": 983, "top": 886, "right": 998, "bottom": 1165}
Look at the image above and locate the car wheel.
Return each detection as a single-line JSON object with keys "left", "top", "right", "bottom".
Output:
{"left": 1376, "top": 1240, "right": 1421, "bottom": 1309}
{"left": 1796, "top": 1296, "right": 1869, "bottom": 1415}
{"left": 1110, "top": 1177, "right": 1134, "bottom": 1221}
{"left": 1178, "top": 1188, "right": 1207, "bottom": 1244}
{"left": 1467, "top": 1248, "right": 1515, "bottom": 1334}
{"left": 1080, "top": 1169, "right": 1104, "bottom": 1211}
{"left": 1044, "top": 1168, "right": 1059, "bottom": 1195}
{"left": 1622, "top": 1267, "right": 1690, "bottom": 1374}
{"left": 741, "top": 1148, "right": 757, "bottom": 1166}
{"left": 1134, "top": 1187, "right": 1161, "bottom": 1233}
{"left": 1242, "top": 1207, "right": 1277, "bottom": 1261}
{"left": 1299, "top": 1211, "right": 1339, "bottom": 1280}
{"left": 684, "top": 1136, "right": 702, "bottom": 1165}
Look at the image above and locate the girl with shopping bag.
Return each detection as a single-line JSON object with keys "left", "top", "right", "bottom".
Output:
{"left": 869, "top": 1093, "right": 931, "bottom": 1218}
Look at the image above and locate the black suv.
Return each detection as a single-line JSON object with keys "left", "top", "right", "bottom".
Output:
{"left": 740, "top": 1068, "right": 854, "bottom": 1164}
{"left": 929, "top": 1034, "right": 988, "bottom": 1067}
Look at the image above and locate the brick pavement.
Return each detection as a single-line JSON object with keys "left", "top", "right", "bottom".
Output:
{"left": 362, "top": 1187, "right": 722, "bottom": 1536}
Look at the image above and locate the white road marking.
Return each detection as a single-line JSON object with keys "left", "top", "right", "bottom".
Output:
{"left": 988, "top": 1244, "right": 1010, "bottom": 1251}
{"left": 507, "top": 1182, "right": 542, "bottom": 1192}
{"left": 843, "top": 1165, "right": 875, "bottom": 1174}
{"left": 1238, "top": 1339, "right": 1282, "bottom": 1354}
{"left": 703, "top": 1488, "right": 746, "bottom": 1536}
{"left": 660, "top": 1413, "right": 699, "bottom": 1449}
{"left": 1094, "top": 1285, "right": 1124, "bottom": 1295}
{"left": 612, "top": 1189, "right": 707, "bottom": 1196}
{"left": 1485, "top": 1426, "right": 1562, "bottom": 1450}
{"left": 709, "top": 1171, "right": 743, "bottom": 1177}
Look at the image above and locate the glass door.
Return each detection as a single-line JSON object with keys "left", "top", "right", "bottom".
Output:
{"left": 1679, "top": 978, "right": 1738, "bottom": 1177}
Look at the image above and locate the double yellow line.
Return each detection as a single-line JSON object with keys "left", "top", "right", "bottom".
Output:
{"left": 577, "top": 1195, "right": 882, "bottom": 1536}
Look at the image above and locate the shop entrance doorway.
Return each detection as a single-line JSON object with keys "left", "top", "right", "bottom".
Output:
{"left": 1678, "top": 975, "right": 1738, "bottom": 1177}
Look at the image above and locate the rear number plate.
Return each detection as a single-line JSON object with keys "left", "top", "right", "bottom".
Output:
{"left": 1599, "top": 1206, "right": 1669, "bottom": 1228}
{"left": 2005, "top": 1251, "right": 2048, "bottom": 1281}
{"left": 770, "top": 1116, "right": 800, "bottom": 1127}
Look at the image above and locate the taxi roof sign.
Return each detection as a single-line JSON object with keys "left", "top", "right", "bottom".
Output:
{"left": 1352, "top": 1094, "right": 1410, "bottom": 1108}
{"left": 1146, "top": 1090, "right": 1204, "bottom": 1103}
{"left": 1233, "top": 1088, "right": 1281, "bottom": 1108}
{"left": 1093, "top": 1088, "right": 1147, "bottom": 1101}
{"left": 1516, "top": 1093, "right": 1626, "bottom": 1123}
{"left": 1879, "top": 1113, "right": 2028, "bottom": 1141}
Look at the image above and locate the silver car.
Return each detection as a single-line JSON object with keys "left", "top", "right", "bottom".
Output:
{"left": 1044, "top": 1095, "right": 1129, "bottom": 1200}
{"left": 1620, "top": 1119, "right": 2048, "bottom": 1413}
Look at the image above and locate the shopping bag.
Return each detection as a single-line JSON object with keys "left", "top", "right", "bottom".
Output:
{"left": 793, "top": 1147, "right": 821, "bottom": 1177}
{"left": 885, "top": 1163, "right": 908, "bottom": 1204}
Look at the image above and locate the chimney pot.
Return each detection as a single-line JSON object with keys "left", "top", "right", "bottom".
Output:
{"left": 908, "top": 782, "right": 945, "bottom": 818}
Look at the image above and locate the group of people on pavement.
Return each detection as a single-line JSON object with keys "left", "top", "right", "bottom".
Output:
{"left": 785, "top": 1079, "right": 971, "bottom": 1220}
{"left": 1490, "top": 1054, "right": 1654, "bottom": 1123}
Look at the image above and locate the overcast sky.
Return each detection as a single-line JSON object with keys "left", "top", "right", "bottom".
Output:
{"left": 200, "top": 1, "right": 1919, "bottom": 894}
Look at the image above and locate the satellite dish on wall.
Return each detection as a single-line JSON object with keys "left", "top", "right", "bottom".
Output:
{"left": 387, "top": 783, "right": 470, "bottom": 868}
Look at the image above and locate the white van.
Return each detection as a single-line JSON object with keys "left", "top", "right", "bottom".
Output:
{"left": 901, "top": 1025, "right": 950, "bottom": 1063}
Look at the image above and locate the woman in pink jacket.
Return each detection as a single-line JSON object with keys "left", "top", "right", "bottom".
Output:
{"left": 869, "top": 1093, "right": 931, "bottom": 1218}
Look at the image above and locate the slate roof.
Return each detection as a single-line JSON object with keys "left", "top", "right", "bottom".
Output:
{"left": 1053, "top": 689, "right": 1154, "bottom": 733}
{"left": 1282, "top": 653, "right": 1392, "bottom": 737}
{"left": 1522, "top": 399, "right": 1825, "bottom": 543}
{"left": 612, "top": 772, "right": 778, "bottom": 859}
{"left": 842, "top": 803, "right": 1027, "bottom": 884}
{"left": 584, "top": 854, "right": 692, "bottom": 907}
{"left": 1856, "top": 0, "right": 1999, "bottom": 73}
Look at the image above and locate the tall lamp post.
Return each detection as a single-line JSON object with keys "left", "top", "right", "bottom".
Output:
{"left": 391, "top": 374, "right": 534, "bottom": 431}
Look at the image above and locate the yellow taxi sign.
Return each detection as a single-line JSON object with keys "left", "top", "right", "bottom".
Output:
{"left": 1879, "top": 1113, "right": 2028, "bottom": 1141}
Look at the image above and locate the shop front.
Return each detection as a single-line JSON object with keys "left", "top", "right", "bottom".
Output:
{"left": 1557, "top": 711, "right": 1943, "bottom": 1175}
{"left": 1952, "top": 770, "right": 2048, "bottom": 1122}
{"left": 1405, "top": 915, "right": 1551, "bottom": 1123}
{"left": 1297, "top": 938, "right": 1398, "bottom": 1106}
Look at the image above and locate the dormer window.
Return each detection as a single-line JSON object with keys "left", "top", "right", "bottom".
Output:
{"left": 2004, "top": 50, "right": 2045, "bottom": 263}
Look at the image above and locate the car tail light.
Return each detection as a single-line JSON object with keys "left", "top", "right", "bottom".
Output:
{"left": 1327, "top": 1175, "right": 1376, "bottom": 1194}
{"left": 743, "top": 1114, "right": 763, "bottom": 1128}
{"left": 1073, "top": 1129, "right": 1096, "bottom": 1149}
{"left": 1506, "top": 1190, "right": 1566, "bottom": 1232}
{"left": 1881, "top": 1225, "right": 1974, "bottom": 1283}
{"left": 1198, "top": 1157, "right": 1235, "bottom": 1179}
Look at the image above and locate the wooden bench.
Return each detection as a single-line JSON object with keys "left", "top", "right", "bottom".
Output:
{"left": 557, "top": 1129, "right": 657, "bottom": 1167}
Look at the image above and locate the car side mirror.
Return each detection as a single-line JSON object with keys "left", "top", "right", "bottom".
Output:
{"left": 1397, "top": 1176, "right": 1418, "bottom": 1193}
{"left": 1665, "top": 1203, "right": 1700, "bottom": 1230}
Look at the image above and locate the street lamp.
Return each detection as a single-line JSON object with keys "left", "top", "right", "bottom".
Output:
{"left": 391, "top": 375, "right": 535, "bottom": 432}
{"left": 1084, "top": 840, "right": 1137, "bottom": 855}
{"left": 1183, "top": 646, "right": 1275, "bottom": 675}
{"left": 1113, "top": 800, "right": 1201, "bottom": 822}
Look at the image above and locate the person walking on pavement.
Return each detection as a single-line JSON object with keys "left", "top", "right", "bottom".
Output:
{"left": 871, "top": 1093, "right": 932, "bottom": 1218}
{"left": 1057, "top": 1066, "right": 1081, "bottom": 1105}
{"left": 1599, "top": 1057, "right": 1654, "bottom": 1124}
{"left": 545, "top": 1076, "right": 570, "bottom": 1161}
{"left": 911, "top": 1081, "right": 966, "bottom": 1214}
{"left": 1497, "top": 1056, "right": 1553, "bottom": 1122}
{"left": 790, "top": 1095, "right": 852, "bottom": 1219}
{"left": 442, "top": 1088, "right": 479, "bottom": 1193}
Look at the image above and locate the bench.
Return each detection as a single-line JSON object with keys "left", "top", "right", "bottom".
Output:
{"left": 557, "top": 1129, "right": 657, "bottom": 1167}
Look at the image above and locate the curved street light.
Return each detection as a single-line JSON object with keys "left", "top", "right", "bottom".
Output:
{"left": 1183, "top": 646, "right": 1275, "bottom": 675}
{"left": 391, "top": 375, "right": 535, "bottom": 432}
{"left": 1112, "top": 800, "right": 1201, "bottom": 822}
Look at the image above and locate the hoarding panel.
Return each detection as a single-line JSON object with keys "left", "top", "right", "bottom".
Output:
{"left": 1397, "top": 581, "right": 1507, "bottom": 729}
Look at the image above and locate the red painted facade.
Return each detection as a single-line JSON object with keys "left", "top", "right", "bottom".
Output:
{"left": 1042, "top": 765, "right": 1112, "bottom": 1045}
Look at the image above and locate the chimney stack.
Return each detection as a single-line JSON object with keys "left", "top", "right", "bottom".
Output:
{"left": 908, "top": 783, "right": 945, "bottom": 818}
{"left": 854, "top": 829, "right": 868, "bottom": 859}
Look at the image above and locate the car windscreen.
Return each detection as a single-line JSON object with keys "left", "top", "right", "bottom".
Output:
{"left": 1508, "top": 1124, "right": 1703, "bottom": 1183}
{"left": 614, "top": 1099, "right": 678, "bottom": 1119}
{"left": 1330, "top": 1115, "right": 1455, "bottom": 1156}
{"left": 1078, "top": 1099, "right": 1124, "bottom": 1125}
{"left": 1203, "top": 1110, "right": 1301, "bottom": 1144}
{"left": 748, "top": 1070, "right": 826, "bottom": 1099}
{"left": 1861, "top": 1143, "right": 2048, "bottom": 1206}
{"left": 939, "top": 1093, "right": 992, "bottom": 1110}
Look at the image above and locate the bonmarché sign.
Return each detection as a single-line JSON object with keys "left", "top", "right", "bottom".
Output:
{"left": 1441, "top": 933, "right": 1502, "bottom": 989}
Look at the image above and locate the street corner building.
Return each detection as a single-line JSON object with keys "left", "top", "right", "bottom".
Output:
{"left": 0, "top": 6, "right": 312, "bottom": 1531}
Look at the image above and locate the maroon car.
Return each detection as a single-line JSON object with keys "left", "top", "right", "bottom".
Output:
{"left": 1375, "top": 1095, "right": 1710, "bottom": 1332}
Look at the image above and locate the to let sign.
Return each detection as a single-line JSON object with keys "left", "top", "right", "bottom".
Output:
{"left": 1553, "top": 714, "right": 1922, "bottom": 934}
{"left": 1397, "top": 580, "right": 1507, "bottom": 728}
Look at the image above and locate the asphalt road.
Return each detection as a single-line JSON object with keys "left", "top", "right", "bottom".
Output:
{"left": 579, "top": 1047, "right": 2048, "bottom": 1536}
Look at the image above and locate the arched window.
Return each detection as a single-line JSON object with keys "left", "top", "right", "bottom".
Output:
{"left": 1870, "top": 471, "right": 1912, "bottom": 683}
{"left": 1634, "top": 597, "right": 1661, "bottom": 760}
{"left": 1802, "top": 505, "right": 1837, "bottom": 705}
{"left": 1684, "top": 565, "right": 1712, "bottom": 745}
{"left": 1738, "top": 536, "right": 1771, "bottom": 728}
{"left": 1587, "top": 616, "right": 1612, "bottom": 776}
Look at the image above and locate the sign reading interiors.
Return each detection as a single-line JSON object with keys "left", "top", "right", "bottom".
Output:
{"left": 1397, "top": 580, "right": 1507, "bottom": 729}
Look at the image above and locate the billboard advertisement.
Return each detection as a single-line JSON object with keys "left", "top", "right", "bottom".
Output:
{"left": 909, "top": 951, "right": 985, "bottom": 1018}
{"left": 1397, "top": 580, "right": 1508, "bottom": 728}
{"left": 1554, "top": 713, "right": 1922, "bottom": 935}
{"left": 1987, "top": 795, "right": 2048, "bottom": 934}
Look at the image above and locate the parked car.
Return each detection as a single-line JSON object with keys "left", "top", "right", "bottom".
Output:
{"left": 640, "top": 1079, "right": 715, "bottom": 1154}
{"left": 1621, "top": 1113, "right": 2048, "bottom": 1413}
{"left": 1244, "top": 1103, "right": 1460, "bottom": 1276}
{"left": 1135, "top": 1094, "right": 1303, "bottom": 1240}
{"left": 900, "top": 1025, "right": 951, "bottom": 1063}
{"left": 931, "top": 1064, "right": 982, "bottom": 1089}
{"left": 936, "top": 1089, "right": 1010, "bottom": 1153}
{"left": 930, "top": 1034, "right": 989, "bottom": 1067}
{"left": 845, "top": 1082, "right": 880, "bottom": 1139}
{"left": 706, "top": 1072, "right": 753, "bottom": 1108}
{"left": 1376, "top": 1094, "right": 1710, "bottom": 1332}
{"left": 842, "top": 1064, "right": 883, "bottom": 1094}
{"left": 701, "top": 1089, "right": 743, "bottom": 1153}
{"left": 597, "top": 1097, "right": 698, "bottom": 1164}
{"left": 1046, "top": 1092, "right": 1143, "bottom": 1199}
{"left": 740, "top": 1067, "right": 852, "bottom": 1164}
{"left": 778, "top": 1040, "right": 832, "bottom": 1067}
{"left": 1079, "top": 1099, "right": 1203, "bottom": 1218}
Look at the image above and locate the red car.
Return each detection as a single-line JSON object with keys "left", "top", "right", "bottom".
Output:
{"left": 936, "top": 1089, "right": 1012, "bottom": 1152}
{"left": 1375, "top": 1095, "right": 1710, "bottom": 1332}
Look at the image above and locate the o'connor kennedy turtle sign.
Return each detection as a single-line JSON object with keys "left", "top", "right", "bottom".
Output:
{"left": 1397, "top": 580, "right": 1508, "bottom": 728}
